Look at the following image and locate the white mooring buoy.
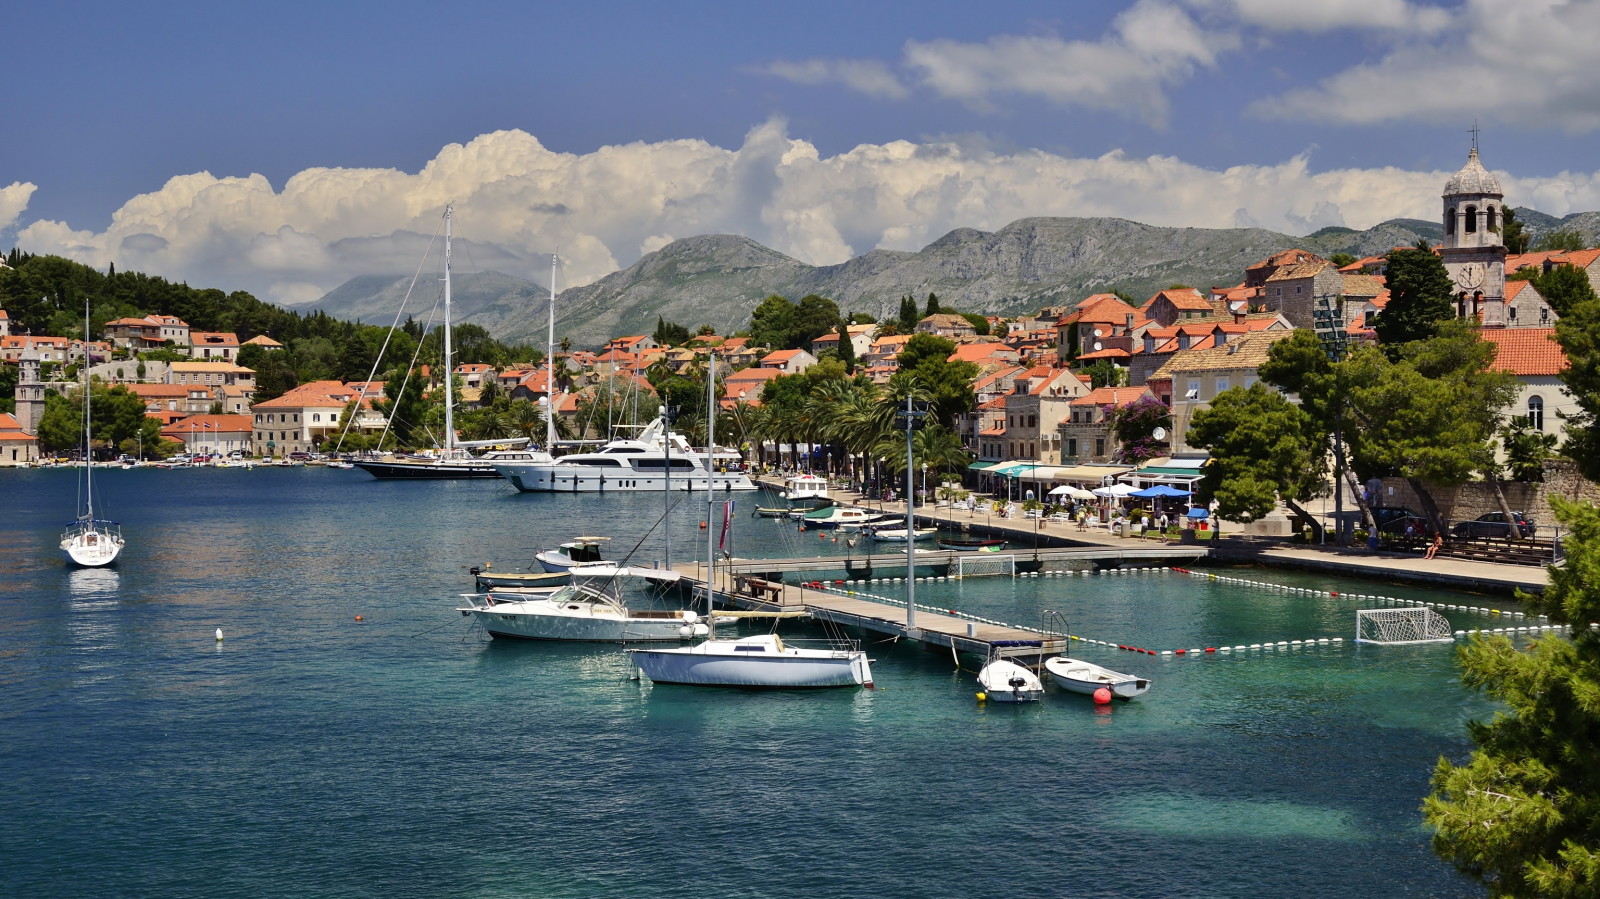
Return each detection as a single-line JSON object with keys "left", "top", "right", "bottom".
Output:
{"left": 215, "top": 628, "right": 224, "bottom": 642}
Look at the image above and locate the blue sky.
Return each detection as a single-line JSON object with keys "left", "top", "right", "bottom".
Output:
{"left": 4, "top": 0, "right": 1598, "bottom": 306}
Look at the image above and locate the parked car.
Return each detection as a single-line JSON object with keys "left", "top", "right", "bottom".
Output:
{"left": 1452, "top": 511, "right": 1537, "bottom": 539}
{"left": 1379, "top": 513, "right": 1435, "bottom": 537}
{"left": 1339, "top": 507, "right": 1429, "bottom": 535}
{"left": 288, "top": 451, "right": 313, "bottom": 461}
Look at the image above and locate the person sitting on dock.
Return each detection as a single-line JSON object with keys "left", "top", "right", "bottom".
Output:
{"left": 1424, "top": 533, "right": 1443, "bottom": 560}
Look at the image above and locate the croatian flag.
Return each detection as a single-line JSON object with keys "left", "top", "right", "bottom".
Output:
{"left": 719, "top": 500, "right": 734, "bottom": 552}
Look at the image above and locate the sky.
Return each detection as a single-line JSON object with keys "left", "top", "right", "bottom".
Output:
{"left": 4, "top": 0, "right": 1600, "bottom": 308}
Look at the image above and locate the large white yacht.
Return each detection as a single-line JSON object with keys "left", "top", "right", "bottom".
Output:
{"left": 492, "top": 417, "right": 755, "bottom": 493}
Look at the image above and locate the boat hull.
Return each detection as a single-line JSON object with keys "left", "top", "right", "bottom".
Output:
{"left": 495, "top": 464, "right": 756, "bottom": 492}
{"left": 354, "top": 460, "right": 502, "bottom": 479}
{"left": 460, "top": 594, "right": 700, "bottom": 642}
{"left": 938, "top": 539, "right": 1006, "bottom": 551}
{"left": 471, "top": 569, "right": 570, "bottom": 591}
{"left": 978, "top": 659, "right": 1044, "bottom": 702}
{"left": 1044, "top": 657, "right": 1151, "bottom": 699}
{"left": 61, "top": 525, "right": 124, "bottom": 568}
{"left": 628, "top": 635, "right": 872, "bottom": 688}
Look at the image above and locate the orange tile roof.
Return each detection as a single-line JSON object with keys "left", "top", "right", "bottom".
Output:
{"left": 1482, "top": 328, "right": 1566, "bottom": 376}
{"left": 1071, "top": 387, "right": 1152, "bottom": 408}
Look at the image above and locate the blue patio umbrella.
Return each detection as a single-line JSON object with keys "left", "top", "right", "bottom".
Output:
{"left": 1131, "top": 484, "right": 1190, "bottom": 498}
{"left": 1187, "top": 507, "right": 1210, "bottom": 519}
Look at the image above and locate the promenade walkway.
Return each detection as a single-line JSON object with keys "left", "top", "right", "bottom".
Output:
{"left": 753, "top": 474, "right": 1553, "bottom": 597}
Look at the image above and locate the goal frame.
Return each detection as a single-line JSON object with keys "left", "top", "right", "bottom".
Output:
{"left": 1354, "top": 607, "right": 1455, "bottom": 645}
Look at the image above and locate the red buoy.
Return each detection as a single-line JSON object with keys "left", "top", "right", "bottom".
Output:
{"left": 1093, "top": 687, "right": 1113, "bottom": 705}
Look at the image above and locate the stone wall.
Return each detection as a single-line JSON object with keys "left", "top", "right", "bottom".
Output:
{"left": 1378, "top": 459, "right": 1599, "bottom": 530}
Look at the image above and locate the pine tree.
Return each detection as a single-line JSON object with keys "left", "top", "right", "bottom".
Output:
{"left": 1374, "top": 244, "right": 1455, "bottom": 357}
{"left": 1425, "top": 498, "right": 1600, "bottom": 896}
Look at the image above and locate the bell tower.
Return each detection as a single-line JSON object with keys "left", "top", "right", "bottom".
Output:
{"left": 1439, "top": 137, "right": 1508, "bottom": 327}
{"left": 16, "top": 348, "right": 45, "bottom": 434}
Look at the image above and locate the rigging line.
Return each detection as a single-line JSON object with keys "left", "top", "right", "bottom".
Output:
{"left": 379, "top": 283, "right": 446, "bottom": 450}
{"left": 333, "top": 219, "right": 444, "bottom": 452}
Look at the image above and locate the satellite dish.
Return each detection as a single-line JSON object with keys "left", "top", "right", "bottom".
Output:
{"left": 1092, "top": 328, "right": 1104, "bottom": 338}
{"left": 1152, "top": 427, "right": 1167, "bottom": 441}
{"left": 1092, "top": 341, "right": 1103, "bottom": 352}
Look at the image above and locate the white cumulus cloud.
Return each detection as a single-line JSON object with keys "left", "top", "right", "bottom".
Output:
{"left": 1249, "top": 0, "right": 1600, "bottom": 130}
{"left": 14, "top": 120, "right": 1600, "bottom": 310}
{"left": 0, "top": 181, "right": 38, "bottom": 234}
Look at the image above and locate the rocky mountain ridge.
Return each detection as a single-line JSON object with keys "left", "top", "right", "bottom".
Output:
{"left": 292, "top": 209, "right": 1598, "bottom": 349}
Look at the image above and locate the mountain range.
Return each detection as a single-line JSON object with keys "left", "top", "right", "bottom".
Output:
{"left": 289, "top": 209, "right": 1600, "bottom": 349}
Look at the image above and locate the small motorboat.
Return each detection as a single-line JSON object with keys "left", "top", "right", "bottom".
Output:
{"left": 978, "top": 657, "right": 1044, "bottom": 703}
{"left": 937, "top": 537, "right": 1006, "bottom": 551}
{"left": 536, "top": 537, "right": 611, "bottom": 573}
{"left": 1044, "top": 656, "right": 1151, "bottom": 700}
{"left": 865, "top": 526, "right": 936, "bottom": 542}
{"left": 800, "top": 506, "right": 886, "bottom": 530}
{"left": 470, "top": 565, "right": 571, "bottom": 592}
{"left": 753, "top": 506, "right": 793, "bottom": 518}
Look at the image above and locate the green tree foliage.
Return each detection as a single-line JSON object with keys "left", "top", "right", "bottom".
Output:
{"left": 835, "top": 320, "right": 857, "bottom": 374}
{"left": 1188, "top": 383, "right": 1328, "bottom": 532}
{"left": 374, "top": 368, "right": 430, "bottom": 448}
{"left": 34, "top": 384, "right": 152, "bottom": 455}
{"left": 1425, "top": 498, "right": 1600, "bottom": 896}
{"left": 1329, "top": 253, "right": 1358, "bottom": 268}
{"left": 923, "top": 292, "right": 942, "bottom": 317}
{"left": 1500, "top": 207, "right": 1530, "bottom": 255}
{"left": 748, "top": 294, "right": 798, "bottom": 349}
{"left": 1541, "top": 266, "right": 1600, "bottom": 478}
{"left": 892, "top": 333, "right": 979, "bottom": 428}
{"left": 1533, "top": 228, "right": 1587, "bottom": 252}
{"left": 0, "top": 364, "right": 16, "bottom": 414}
{"left": 1374, "top": 245, "right": 1456, "bottom": 355}
{"left": 793, "top": 294, "right": 844, "bottom": 349}
{"left": 898, "top": 295, "right": 919, "bottom": 332}
{"left": 960, "top": 312, "right": 990, "bottom": 336}
{"left": 1259, "top": 322, "right": 1517, "bottom": 531}
{"left": 1501, "top": 417, "right": 1558, "bottom": 482}
{"left": 1534, "top": 262, "right": 1600, "bottom": 318}
{"left": 653, "top": 316, "right": 691, "bottom": 347}
{"left": 1083, "top": 359, "right": 1126, "bottom": 389}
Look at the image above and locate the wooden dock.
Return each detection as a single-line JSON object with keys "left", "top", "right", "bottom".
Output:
{"left": 669, "top": 568, "right": 1071, "bottom": 660}
{"left": 710, "top": 545, "right": 1204, "bottom": 579}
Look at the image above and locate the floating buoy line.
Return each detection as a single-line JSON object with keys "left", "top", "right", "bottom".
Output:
{"left": 790, "top": 565, "right": 1575, "bottom": 657}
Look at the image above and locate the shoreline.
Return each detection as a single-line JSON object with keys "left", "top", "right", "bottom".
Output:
{"left": 755, "top": 473, "right": 1550, "bottom": 597}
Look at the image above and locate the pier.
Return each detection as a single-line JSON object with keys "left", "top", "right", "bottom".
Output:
{"left": 670, "top": 565, "right": 1074, "bottom": 660}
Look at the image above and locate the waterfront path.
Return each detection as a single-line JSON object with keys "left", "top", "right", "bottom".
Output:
{"left": 752, "top": 474, "right": 1553, "bottom": 597}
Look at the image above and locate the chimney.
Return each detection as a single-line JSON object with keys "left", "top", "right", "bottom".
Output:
{"left": 1125, "top": 313, "right": 1135, "bottom": 331}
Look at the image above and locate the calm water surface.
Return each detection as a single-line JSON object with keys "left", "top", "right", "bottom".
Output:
{"left": 0, "top": 468, "right": 1500, "bottom": 897}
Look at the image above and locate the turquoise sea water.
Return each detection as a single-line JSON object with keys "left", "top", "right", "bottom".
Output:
{"left": 0, "top": 468, "right": 1502, "bottom": 897}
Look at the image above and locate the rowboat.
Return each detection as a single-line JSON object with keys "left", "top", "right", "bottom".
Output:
{"left": 1044, "top": 656, "right": 1151, "bottom": 700}
{"left": 937, "top": 537, "right": 1006, "bottom": 551}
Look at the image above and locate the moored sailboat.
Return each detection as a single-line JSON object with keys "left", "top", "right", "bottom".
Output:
{"left": 355, "top": 206, "right": 555, "bottom": 480}
{"left": 61, "top": 305, "right": 124, "bottom": 568}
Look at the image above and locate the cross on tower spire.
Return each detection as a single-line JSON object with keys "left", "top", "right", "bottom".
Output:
{"left": 1468, "top": 121, "right": 1480, "bottom": 153}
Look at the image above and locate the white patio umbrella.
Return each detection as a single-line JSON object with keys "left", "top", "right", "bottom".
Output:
{"left": 1092, "top": 483, "right": 1138, "bottom": 498}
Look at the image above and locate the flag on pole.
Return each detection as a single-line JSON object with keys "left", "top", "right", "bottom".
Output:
{"left": 719, "top": 500, "right": 734, "bottom": 552}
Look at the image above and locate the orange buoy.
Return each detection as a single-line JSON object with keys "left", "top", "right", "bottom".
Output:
{"left": 1093, "top": 687, "right": 1113, "bottom": 705}
{"left": 700, "top": 521, "right": 708, "bottom": 529}
{"left": 355, "top": 615, "right": 364, "bottom": 622}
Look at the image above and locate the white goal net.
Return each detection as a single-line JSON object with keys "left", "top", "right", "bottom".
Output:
{"left": 956, "top": 554, "right": 1017, "bottom": 579}
{"left": 1355, "top": 608, "right": 1455, "bottom": 645}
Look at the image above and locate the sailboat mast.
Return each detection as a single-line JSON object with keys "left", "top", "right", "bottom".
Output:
{"left": 82, "top": 296, "right": 94, "bottom": 521}
{"left": 441, "top": 206, "right": 456, "bottom": 456}
{"left": 705, "top": 353, "right": 717, "bottom": 617}
{"left": 546, "top": 253, "right": 557, "bottom": 452}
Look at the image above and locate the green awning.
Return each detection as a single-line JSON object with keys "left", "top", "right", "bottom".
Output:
{"left": 1133, "top": 465, "right": 1206, "bottom": 479}
{"left": 981, "top": 461, "right": 1039, "bottom": 477}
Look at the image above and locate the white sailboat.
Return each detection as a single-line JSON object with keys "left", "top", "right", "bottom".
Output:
{"left": 61, "top": 305, "right": 124, "bottom": 567}
{"left": 355, "top": 206, "right": 554, "bottom": 479}
{"left": 627, "top": 356, "right": 874, "bottom": 689}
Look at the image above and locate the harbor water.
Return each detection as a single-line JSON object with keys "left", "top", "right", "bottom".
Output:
{"left": 1, "top": 468, "right": 1500, "bottom": 897}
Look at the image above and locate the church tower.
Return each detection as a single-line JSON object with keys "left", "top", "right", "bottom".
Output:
{"left": 16, "top": 348, "right": 45, "bottom": 434}
{"left": 1439, "top": 144, "right": 1508, "bottom": 327}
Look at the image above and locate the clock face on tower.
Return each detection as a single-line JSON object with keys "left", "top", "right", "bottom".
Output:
{"left": 1454, "top": 262, "right": 1485, "bottom": 291}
